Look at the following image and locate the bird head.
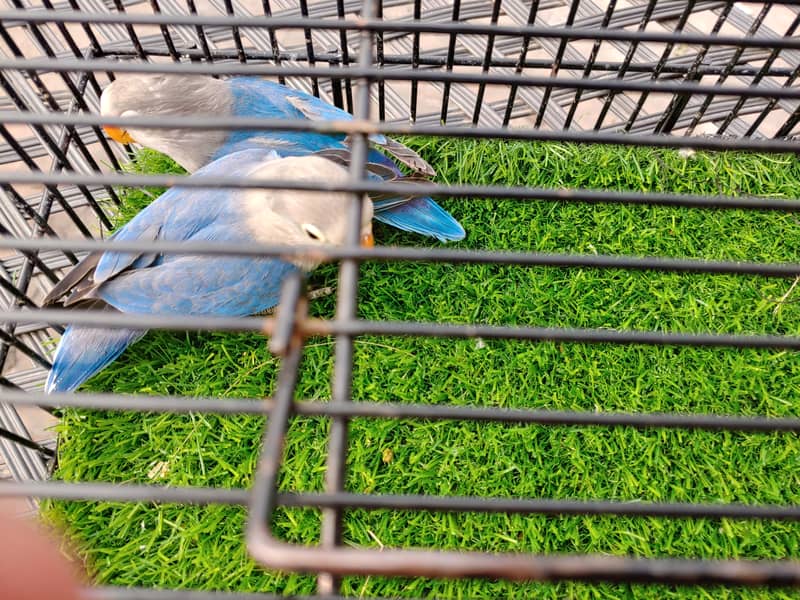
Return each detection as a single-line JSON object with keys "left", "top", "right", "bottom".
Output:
{"left": 240, "top": 154, "right": 374, "bottom": 270}
{"left": 100, "top": 74, "right": 232, "bottom": 171}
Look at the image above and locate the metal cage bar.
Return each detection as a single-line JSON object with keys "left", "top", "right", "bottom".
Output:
{"left": 1, "top": 0, "right": 800, "bottom": 596}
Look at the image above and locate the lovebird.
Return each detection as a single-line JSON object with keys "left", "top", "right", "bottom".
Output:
{"left": 43, "top": 149, "right": 374, "bottom": 393}
{"left": 100, "top": 74, "right": 465, "bottom": 242}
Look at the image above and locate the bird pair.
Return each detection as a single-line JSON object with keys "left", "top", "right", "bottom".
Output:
{"left": 44, "top": 74, "right": 466, "bottom": 393}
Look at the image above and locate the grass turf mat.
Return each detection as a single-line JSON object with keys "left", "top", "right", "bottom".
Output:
{"left": 43, "top": 140, "right": 800, "bottom": 599}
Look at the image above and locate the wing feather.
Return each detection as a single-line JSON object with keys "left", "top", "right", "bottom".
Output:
{"left": 42, "top": 251, "right": 103, "bottom": 306}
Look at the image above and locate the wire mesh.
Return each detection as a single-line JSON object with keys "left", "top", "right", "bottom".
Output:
{"left": 1, "top": 0, "right": 800, "bottom": 596}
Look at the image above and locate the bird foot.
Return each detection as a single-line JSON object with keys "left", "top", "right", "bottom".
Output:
{"left": 254, "top": 285, "right": 336, "bottom": 316}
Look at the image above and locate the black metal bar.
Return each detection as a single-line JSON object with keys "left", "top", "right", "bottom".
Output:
{"left": 0, "top": 48, "right": 114, "bottom": 228}
{"left": 0, "top": 324, "right": 51, "bottom": 369}
{"left": 85, "top": 588, "right": 347, "bottom": 600}
{"left": 318, "top": 0, "right": 374, "bottom": 592}
{"left": 223, "top": 0, "right": 247, "bottom": 64}
{"left": 85, "top": 47, "right": 798, "bottom": 78}
{"left": 2, "top": 28, "right": 124, "bottom": 215}
{"left": 185, "top": 0, "right": 214, "bottom": 64}
{"left": 6, "top": 168, "right": 800, "bottom": 209}
{"left": 0, "top": 122, "right": 92, "bottom": 238}
{"left": 246, "top": 303, "right": 306, "bottom": 573}
{"left": 624, "top": 0, "right": 697, "bottom": 133}
{"left": 0, "top": 40, "right": 112, "bottom": 194}
{"left": 334, "top": 0, "right": 353, "bottom": 113}
{"left": 563, "top": 0, "right": 618, "bottom": 130}
{"left": 328, "top": 50, "right": 344, "bottom": 109}
{"left": 39, "top": 0, "right": 105, "bottom": 101}
{"left": 594, "top": 0, "right": 657, "bottom": 130}
{"left": 0, "top": 480, "right": 249, "bottom": 504}
{"left": 260, "top": 0, "right": 284, "bottom": 85}
{"left": 535, "top": 0, "right": 580, "bottom": 128}
{"left": 148, "top": 0, "right": 180, "bottom": 61}
{"left": 656, "top": 1, "right": 735, "bottom": 135}
{"left": 0, "top": 307, "right": 274, "bottom": 333}
{"left": 71, "top": 47, "right": 124, "bottom": 173}
{"left": 9, "top": 478, "right": 800, "bottom": 523}
{"left": 503, "top": 0, "right": 540, "bottom": 126}
{"left": 247, "top": 420, "right": 800, "bottom": 589}
{"left": 111, "top": 0, "right": 147, "bottom": 59}
{"left": 7, "top": 307, "right": 800, "bottom": 351}
{"left": 0, "top": 377, "right": 24, "bottom": 390}
{"left": 776, "top": 102, "right": 800, "bottom": 139}
{"left": 439, "top": 0, "right": 460, "bottom": 125}
{"left": 298, "top": 0, "right": 320, "bottom": 97}
{"left": 733, "top": 13, "right": 800, "bottom": 137}
{"left": 685, "top": 2, "right": 772, "bottom": 136}
{"left": 6, "top": 237, "right": 800, "bottom": 277}
{"left": 228, "top": 538, "right": 800, "bottom": 586}
{"left": 0, "top": 216, "right": 67, "bottom": 280}
{"left": 267, "top": 272, "right": 305, "bottom": 357}
{"left": 7, "top": 390, "right": 800, "bottom": 434}
{"left": 409, "top": 0, "right": 421, "bottom": 123}
{"left": 12, "top": 107, "right": 800, "bottom": 151}
{"left": 338, "top": 319, "right": 800, "bottom": 349}
{"left": 374, "top": 0, "right": 384, "bottom": 121}
{"left": 0, "top": 426, "right": 54, "bottom": 457}
{"left": 65, "top": 0, "right": 105, "bottom": 65}
{"left": 280, "top": 492, "right": 800, "bottom": 521}
{"left": 471, "top": 0, "right": 502, "bottom": 125}
{"left": 4, "top": 10, "right": 800, "bottom": 49}
{"left": 6, "top": 57, "right": 800, "bottom": 101}
{"left": 0, "top": 270, "right": 41, "bottom": 308}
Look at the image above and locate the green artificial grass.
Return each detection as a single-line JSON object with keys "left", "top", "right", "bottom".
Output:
{"left": 43, "top": 140, "right": 800, "bottom": 599}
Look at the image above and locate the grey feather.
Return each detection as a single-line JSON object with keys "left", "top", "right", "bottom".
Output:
{"left": 378, "top": 137, "right": 437, "bottom": 178}
{"left": 42, "top": 251, "right": 102, "bottom": 306}
{"left": 362, "top": 136, "right": 437, "bottom": 178}
{"left": 311, "top": 149, "right": 430, "bottom": 210}
{"left": 312, "top": 148, "right": 398, "bottom": 180}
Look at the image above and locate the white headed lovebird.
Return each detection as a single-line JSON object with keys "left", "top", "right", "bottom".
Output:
{"left": 100, "top": 74, "right": 464, "bottom": 243}
{"left": 43, "top": 149, "right": 373, "bottom": 393}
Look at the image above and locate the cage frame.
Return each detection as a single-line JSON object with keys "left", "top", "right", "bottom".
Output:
{"left": 1, "top": 0, "right": 800, "bottom": 596}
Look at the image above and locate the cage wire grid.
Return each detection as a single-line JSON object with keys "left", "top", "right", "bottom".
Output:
{"left": 0, "top": 0, "right": 799, "bottom": 595}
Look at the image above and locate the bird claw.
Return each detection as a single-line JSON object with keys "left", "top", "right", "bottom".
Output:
{"left": 255, "top": 285, "right": 335, "bottom": 315}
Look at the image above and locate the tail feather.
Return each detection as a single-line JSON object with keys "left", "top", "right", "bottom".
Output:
{"left": 46, "top": 326, "right": 146, "bottom": 393}
{"left": 375, "top": 197, "right": 466, "bottom": 243}
{"left": 316, "top": 147, "right": 465, "bottom": 242}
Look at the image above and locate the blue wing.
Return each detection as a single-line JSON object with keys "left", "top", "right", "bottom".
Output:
{"left": 217, "top": 78, "right": 351, "bottom": 158}
{"left": 373, "top": 198, "right": 465, "bottom": 242}
{"left": 47, "top": 259, "right": 295, "bottom": 394}
{"left": 98, "top": 151, "right": 300, "bottom": 316}
{"left": 47, "top": 150, "right": 298, "bottom": 393}
{"left": 95, "top": 149, "right": 280, "bottom": 283}
{"left": 223, "top": 78, "right": 387, "bottom": 149}
{"left": 212, "top": 79, "right": 465, "bottom": 243}
{"left": 98, "top": 255, "right": 297, "bottom": 317}
{"left": 46, "top": 326, "right": 146, "bottom": 393}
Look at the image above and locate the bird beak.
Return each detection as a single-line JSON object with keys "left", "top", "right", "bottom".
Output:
{"left": 360, "top": 232, "right": 374, "bottom": 248}
{"left": 103, "top": 126, "right": 136, "bottom": 145}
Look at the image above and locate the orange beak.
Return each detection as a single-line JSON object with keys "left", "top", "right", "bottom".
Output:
{"left": 361, "top": 232, "right": 374, "bottom": 248}
{"left": 103, "top": 125, "right": 136, "bottom": 145}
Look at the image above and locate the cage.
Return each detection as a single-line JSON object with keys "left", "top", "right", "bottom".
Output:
{"left": 1, "top": 0, "right": 800, "bottom": 597}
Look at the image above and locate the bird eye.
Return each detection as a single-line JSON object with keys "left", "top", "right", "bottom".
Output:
{"left": 302, "top": 223, "right": 326, "bottom": 242}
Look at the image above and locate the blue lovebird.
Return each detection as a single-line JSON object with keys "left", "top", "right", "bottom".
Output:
{"left": 100, "top": 74, "right": 464, "bottom": 242}
{"left": 43, "top": 149, "right": 374, "bottom": 393}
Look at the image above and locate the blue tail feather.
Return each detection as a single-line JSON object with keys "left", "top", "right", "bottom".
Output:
{"left": 46, "top": 326, "right": 146, "bottom": 393}
{"left": 366, "top": 150, "right": 465, "bottom": 242}
{"left": 374, "top": 197, "right": 466, "bottom": 243}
